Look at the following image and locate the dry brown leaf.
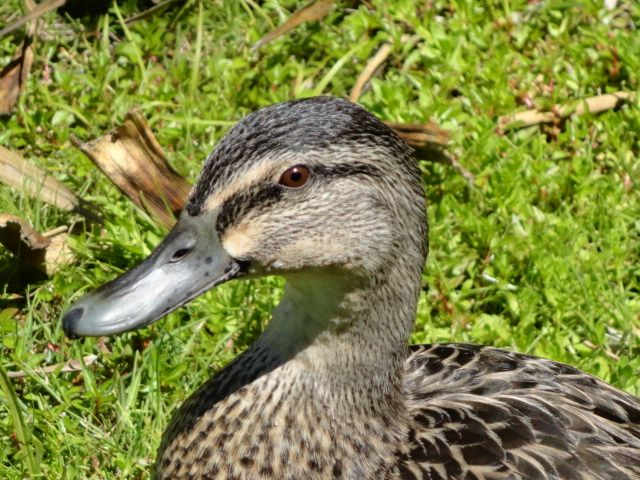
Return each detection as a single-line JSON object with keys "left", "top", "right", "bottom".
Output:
{"left": 6, "top": 354, "right": 98, "bottom": 379}
{"left": 385, "top": 121, "right": 450, "bottom": 150}
{"left": 497, "top": 91, "right": 635, "bottom": 133}
{"left": 72, "top": 109, "right": 191, "bottom": 229}
{"left": 0, "top": 0, "right": 42, "bottom": 114}
{"left": 0, "top": 214, "right": 74, "bottom": 276}
{"left": 0, "top": 39, "right": 34, "bottom": 114}
{"left": 385, "top": 122, "right": 474, "bottom": 181}
{"left": 0, "top": 145, "right": 79, "bottom": 211}
{"left": 252, "top": 0, "right": 335, "bottom": 51}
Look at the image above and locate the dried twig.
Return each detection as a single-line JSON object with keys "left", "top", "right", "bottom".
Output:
{"left": 124, "top": 0, "right": 183, "bottom": 25}
{"left": 252, "top": 0, "right": 335, "bottom": 51}
{"left": 42, "top": 225, "right": 68, "bottom": 237}
{"left": 497, "top": 91, "right": 635, "bottom": 133}
{"left": 0, "top": 0, "right": 65, "bottom": 38}
{"left": 442, "top": 152, "right": 475, "bottom": 183}
{"left": 6, "top": 354, "right": 98, "bottom": 379}
{"left": 72, "top": 110, "right": 191, "bottom": 228}
{"left": 350, "top": 43, "right": 392, "bottom": 102}
{"left": 583, "top": 340, "right": 620, "bottom": 362}
{"left": 350, "top": 34, "right": 419, "bottom": 102}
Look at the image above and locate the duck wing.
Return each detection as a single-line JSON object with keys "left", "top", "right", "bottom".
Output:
{"left": 395, "top": 343, "right": 640, "bottom": 480}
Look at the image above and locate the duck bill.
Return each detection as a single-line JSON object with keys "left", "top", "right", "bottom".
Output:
{"left": 62, "top": 210, "right": 242, "bottom": 337}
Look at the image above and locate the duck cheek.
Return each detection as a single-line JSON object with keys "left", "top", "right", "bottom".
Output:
{"left": 220, "top": 222, "right": 260, "bottom": 261}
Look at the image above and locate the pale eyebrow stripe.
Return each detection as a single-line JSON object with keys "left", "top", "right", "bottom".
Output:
{"left": 202, "top": 160, "right": 278, "bottom": 212}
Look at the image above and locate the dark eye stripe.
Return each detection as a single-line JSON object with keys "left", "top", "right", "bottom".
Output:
{"left": 313, "top": 162, "right": 382, "bottom": 179}
{"left": 216, "top": 183, "right": 282, "bottom": 234}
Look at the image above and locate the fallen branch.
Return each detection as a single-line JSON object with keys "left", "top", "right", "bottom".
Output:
{"left": 6, "top": 354, "right": 98, "bottom": 379}
{"left": 497, "top": 91, "right": 635, "bottom": 133}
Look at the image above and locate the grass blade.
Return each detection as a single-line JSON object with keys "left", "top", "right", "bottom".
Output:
{"left": 0, "top": 363, "right": 42, "bottom": 476}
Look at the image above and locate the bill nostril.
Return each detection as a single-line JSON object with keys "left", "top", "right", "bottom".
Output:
{"left": 62, "top": 307, "right": 84, "bottom": 337}
{"left": 171, "top": 248, "right": 192, "bottom": 262}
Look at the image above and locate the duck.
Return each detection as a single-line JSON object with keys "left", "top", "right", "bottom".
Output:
{"left": 62, "top": 96, "right": 640, "bottom": 480}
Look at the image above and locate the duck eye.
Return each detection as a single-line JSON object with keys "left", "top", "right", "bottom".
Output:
{"left": 171, "top": 248, "right": 191, "bottom": 262}
{"left": 279, "top": 165, "right": 310, "bottom": 188}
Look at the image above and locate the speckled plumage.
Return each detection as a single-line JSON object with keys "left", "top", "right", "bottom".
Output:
{"left": 399, "top": 344, "right": 640, "bottom": 479}
{"left": 68, "top": 97, "right": 640, "bottom": 479}
{"left": 157, "top": 343, "right": 640, "bottom": 479}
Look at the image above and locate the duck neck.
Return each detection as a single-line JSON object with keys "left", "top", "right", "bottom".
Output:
{"left": 157, "top": 258, "right": 425, "bottom": 478}
{"left": 258, "top": 260, "right": 421, "bottom": 411}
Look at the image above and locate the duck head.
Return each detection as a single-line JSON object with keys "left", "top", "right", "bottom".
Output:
{"left": 62, "top": 97, "right": 427, "bottom": 338}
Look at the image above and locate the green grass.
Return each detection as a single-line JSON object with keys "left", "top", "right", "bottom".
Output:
{"left": 1, "top": 0, "right": 639, "bottom": 477}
